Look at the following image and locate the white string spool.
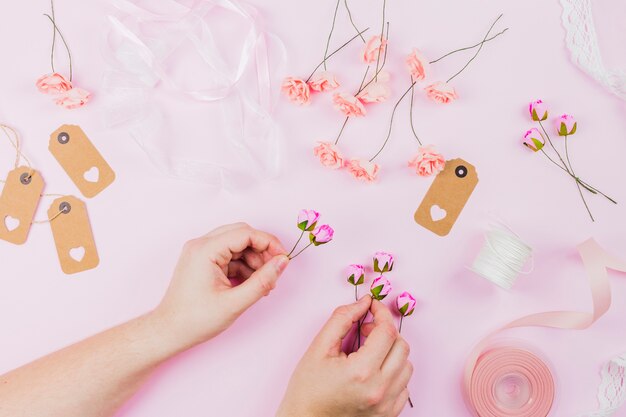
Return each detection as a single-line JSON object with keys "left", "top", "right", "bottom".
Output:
{"left": 469, "top": 224, "right": 533, "bottom": 290}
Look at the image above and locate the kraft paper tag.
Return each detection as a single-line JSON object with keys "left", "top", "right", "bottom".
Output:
{"left": 0, "top": 167, "right": 44, "bottom": 245}
{"left": 49, "top": 125, "right": 115, "bottom": 198}
{"left": 414, "top": 158, "right": 478, "bottom": 236}
{"left": 48, "top": 195, "right": 99, "bottom": 274}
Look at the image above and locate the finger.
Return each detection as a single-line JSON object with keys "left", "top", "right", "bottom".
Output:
{"left": 382, "top": 337, "right": 411, "bottom": 378}
{"left": 360, "top": 322, "right": 375, "bottom": 338}
{"left": 227, "top": 260, "right": 255, "bottom": 280}
{"left": 242, "top": 248, "right": 265, "bottom": 270}
{"left": 203, "top": 222, "right": 250, "bottom": 238}
{"left": 387, "top": 360, "right": 413, "bottom": 398}
{"left": 206, "top": 228, "right": 287, "bottom": 267}
{"left": 355, "top": 300, "right": 398, "bottom": 368}
{"left": 312, "top": 296, "right": 372, "bottom": 357}
{"left": 390, "top": 388, "right": 410, "bottom": 417}
{"left": 226, "top": 255, "right": 290, "bottom": 313}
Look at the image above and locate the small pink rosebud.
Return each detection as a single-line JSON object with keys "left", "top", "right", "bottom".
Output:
{"left": 523, "top": 128, "right": 545, "bottom": 152}
{"left": 346, "top": 264, "right": 365, "bottom": 286}
{"left": 297, "top": 209, "right": 320, "bottom": 231}
{"left": 556, "top": 114, "right": 577, "bottom": 136}
{"left": 370, "top": 276, "right": 392, "bottom": 300}
{"left": 529, "top": 99, "right": 548, "bottom": 121}
{"left": 373, "top": 251, "right": 394, "bottom": 273}
{"left": 310, "top": 224, "right": 334, "bottom": 246}
{"left": 396, "top": 292, "right": 417, "bottom": 317}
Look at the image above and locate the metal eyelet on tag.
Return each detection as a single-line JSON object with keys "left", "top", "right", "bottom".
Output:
{"left": 0, "top": 167, "right": 44, "bottom": 245}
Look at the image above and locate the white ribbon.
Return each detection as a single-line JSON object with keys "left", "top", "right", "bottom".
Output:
{"left": 578, "top": 353, "right": 626, "bottom": 417}
{"left": 103, "top": 0, "right": 286, "bottom": 188}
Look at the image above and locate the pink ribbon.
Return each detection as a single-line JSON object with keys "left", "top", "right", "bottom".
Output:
{"left": 464, "top": 239, "right": 626, "bottom": 416}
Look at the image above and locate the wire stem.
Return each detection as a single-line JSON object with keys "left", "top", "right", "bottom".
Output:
{"left": 344, "top": 0, "right": 366, "bottom": 42}
{"left": 429, "top": 28, "right": 509, "bottom": 64}
{"left": 306, "top": 28, "right": 370, "bottom": 82}
{"left": 44, "top": 13, "right": 72, "bottom": 81}
{"left": 335, "top": 117, "right": 349, "bottom": 145}
{"left": 289, "top": 242, "right": 313, "bottom": 260}
{"left": 322, "top": 0, "right": 342, "bottom": 71}
{"left": 409, "top": 77, "right": 422, "bottom": 145}
{"left": 287, "top": 230, "right": 305, "bottom": 257}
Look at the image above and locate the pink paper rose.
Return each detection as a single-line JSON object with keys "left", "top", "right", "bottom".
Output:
{"left": 54, "top": 88, "right": 91, "bottom": 109}
{"left": 282, "top": 77, "right": 311, "bottom": 105}
{"left": 346, "top": 158, "right": 379, "bottom": 182}
{"left": 36, "top": 73, "right": 72, "bottom": 94}
{"left": 408, "top": 145, "right": 445, "bottom": 177}
{"left": 346, "top": 264, "right": 366, "bottom": 286}
{"left": 556, "top": 114, "right": 577, "bottom": 136}
{"left": 396, "top": 292, "right": 417, "bottom": 317}
{"left": 529, "top": 99, "right": 548, "bottom": 121}
{"left": 308, "top": 71, "right": 339, "bottom": 92}
{"left": 297, "top": 209, "right": 320, "bottom": 231}
{"left": 333, "top": 93, "right": 366, "bottom": 117}
{"left": 370, "top": 276, "right": 392, "bottom": 301}
{"left": 357, "top": 82, "right": 391, "bottom": 104}
{"left": 362, "top": 35, "right": 387, "bottom": 64}
{"left": 424, "top": 82, "right": 458, "bottom": 104}
{"left": 523, "top": 128, "right": 544, "bottom": 152}
{"left": 313, "top": 142, "right": 344, "bottom": 169}
{"left": 406, "top": 49, "right": 429, "bottom": 81}
{"left": 310, "top": 224, "right": 334, "bottom": 245}
{"left": 373, "top": 251, "right": 394, "bottom": 273}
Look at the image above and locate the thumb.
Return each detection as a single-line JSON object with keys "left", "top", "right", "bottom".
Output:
{"left": 229, "top": 255, "right": 290, "bottom": 313}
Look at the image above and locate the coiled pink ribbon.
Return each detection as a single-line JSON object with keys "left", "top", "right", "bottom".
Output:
{"left": 464, "top": 239, "right": 626, "bottom": 417}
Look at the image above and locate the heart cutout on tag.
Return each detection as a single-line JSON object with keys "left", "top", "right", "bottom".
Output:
{"left": 69, "top": 246, "right": 86, "bottom": 262}
{"left": 430, "top": 205, "right": 447, "bottom": 222}
{"left": 83, "top": 167, "right": 100, "bottom": 183}
{"left": 4, "top": 215, "right": 20, "bottom": 232}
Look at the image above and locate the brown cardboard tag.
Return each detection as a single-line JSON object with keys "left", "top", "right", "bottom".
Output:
{"left": 0, "top": 167, "right": 44, "bottom": 245}
{"left": 48, "top": 195, "right": 99, "bottom": 274}
{"left": 49, "top": 125, "right": 115, "bottom": 198}
{"left": 414, "top": 158, "right": 478, "bottom": 236}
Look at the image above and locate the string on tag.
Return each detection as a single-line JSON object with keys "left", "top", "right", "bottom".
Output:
{"left": 469, "top": 222, "right": 533, "bottom": 290}
{"left": 0, "top": 124, "right": 34, "bottom": 182}
{"left": 32, "top": 194, "right": 69, "bottom": 224}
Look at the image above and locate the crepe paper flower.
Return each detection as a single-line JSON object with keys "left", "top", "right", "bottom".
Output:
{"left": 362, "top": 35, "right": 387, "bottom": 64}
{"left": 406, "top": 48, "right": 429, "bottom": 81}
{"left": 36, "top": 73, "right": 72, "bottom": 94}
{"left": 357, "top": 81, "right": 391, "bottom": 104}
{"left": 347, "top": 264, "right": 366, "bottom": 287}
{"left": 308, "top": 71, "right": 340, "bottom": 92}
{"left": 408, "top": 145, "right": 446, "bottom": 177}
{"left": 370, "top": 276, "right": 392, "bottom": 301}
{"left": 556, "top": 114, "right": 577, "bottom": 136}
{"left": 529, "top": 99, "right": 548, "bottom": 122}
{"left": 373, "top": 251, "right": 394, "bottom": 273}
{"left": 313, "top": 142, "right": 344, "bottom": 169}
{"left": 297, "top": 209, "right": 320, "bottom": 232}
{"left": 310, "top": 224, "right": 334, "bottom": 246}
{"left": 522, "top": 128, "right": 545, "bottom": 152}
{"left": 333, "top": 93, "right": 366, "bottom": 117}
{"left": 424, "top": 82, "right": 458, "bottom": 104}
{"left": 54, "top": 88, "right": 92, "bottom": 109}
{"left": 282, "top": 77, "right": 311, "bottom": 105}
{"left": 396, "top": 292, "right": 417, "bottom": 318}
{"left": 346, "top": 158, "right": 379, "bottom": 182}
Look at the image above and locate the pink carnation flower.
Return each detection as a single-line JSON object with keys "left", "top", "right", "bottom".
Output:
{"left": 362, "top": 35, "right": 387, "bottom": 64}
{"left": 313, "top": 142, "right": 344, "bottom": 169}
{"left": 346, "top": 158, "right": 379, "bottom": 182}
{"left": 408, "top": 145, "right": 446, "bottom": 177}
{"left": 424, "top": 82, "right": 457, "bottom": 104}
{"left": 308, "top": 71, "right": 339, "bottom": 92}
{"left": 406, "top": 49, "right": 429, "bottom": 81}
{"left": 333, "top": 93, "right": 366, "bottom": 117}
{"left": 357, "top": 82, "right": 391, "bottom": 104}
{"left": 54, "top": 88, "right": 91, "bottom": 109}
{"left": 36, "top": 73, "right": 72, "bottom": 94}
{"left": 282, "top": 77, "right": 311, "bottom": 105}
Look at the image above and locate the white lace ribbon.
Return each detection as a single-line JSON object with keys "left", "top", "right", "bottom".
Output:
{"left": 102, "top": 0, "right": 286, "bottom": 188}
{"left": 560, "top": 0, "right": 626, "bottom": 100}
{"left": 578, "top": 353, "right": 626, "bottom": 417}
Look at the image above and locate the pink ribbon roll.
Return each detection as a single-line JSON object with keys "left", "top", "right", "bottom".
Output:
{"left": 464, "top": 239, "right": 626, "bottom": 417}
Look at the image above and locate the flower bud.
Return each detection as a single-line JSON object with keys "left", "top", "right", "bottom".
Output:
{"left": 310, "top": 224, "right": 334, "bottom": 246}
{"left": 556, "top": 114, "right": 577, "bottom": 136}
{"left": 346, "top": 264, "right": 365, "bottom": 286}
{"left": 297, "top": 209, "right": 319, "bottom": 231}
{"left": 523, "top": 128, "right": 545, "bottom": 152}
{"left": 373, "top": 251, "right": 394, "bottom": 273}
{"left": 370, "top": 276, "right": 392, "bottom": 300}
{"left": 396, "top": 291, "right": 417, "bottom": 317}
{"left": 529, "top": 99, "right": 548, "bottom": 121}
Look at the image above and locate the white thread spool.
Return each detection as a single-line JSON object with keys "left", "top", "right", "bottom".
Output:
{"left": 469, "top": 224, "right": 533, "bottom": 290}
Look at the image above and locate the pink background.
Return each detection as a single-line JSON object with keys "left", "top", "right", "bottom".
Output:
{"left": 1, "top": 0, "right": 626, "bottom": 416}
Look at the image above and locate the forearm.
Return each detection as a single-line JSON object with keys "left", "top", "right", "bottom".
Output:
{"left": 0, "top": 310, "right": 184, "bottom": 417}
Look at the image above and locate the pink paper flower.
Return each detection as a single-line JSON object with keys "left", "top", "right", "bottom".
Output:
{"left": 424, "top": 82, "right": 457, "bottom": 104}
{"left": 357, "top": 82, "right": 391, "bottom": 104}
{"left": 346, "top": 158, "right": 379, "bottom": 182}
{"left": 313, "top": 142, "right": 344, "bottom": 169}
{"left": 282, "top": 77, "right": 311, "bottom": 105}
{"left": 347, "top": 264, "right": 366, "bottom": 286}
{"left": 310, "top": 224, "right": 334, "bottom": 245}
{"left": 373, "top": 251, "right": 394, "bottom": 273}
{"left": 297, "top": 209, "right": 320, "bottom": 231}
{"left": 408, "top": 145, "right": 446, "bottom": 177}
{"left": 406, "top": 48, "right": 429, "bottom": 81}
{"left": 333, "top": 93, "right": 366, "bottom": 117}
{"left": 54, "top": 88, "right": 91, "bottom": 109}
{"left": 556, "top": 114, "right": 577, "bottom": 136}
{"left": 529, "top": 99, "right": 548, "bottom": 121}
{"left": 362, "top": 35, "right": 387, "bottom": 64}
{"left": 523, "top": 128, "right": 544, "bottom": 152}
{"left": 370, "top": 276, "right": 392, "bottom": 301}
{"left": 308, "top": 71, "right": 339, "bottom": 92}
{"left": 396, "top": 292, "right": 417, "bottom": 317}
{"left": 36, "top": 73, "right": 72, "bottom": 94}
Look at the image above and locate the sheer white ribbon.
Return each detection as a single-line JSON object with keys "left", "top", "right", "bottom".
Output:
{"left": 578, "top": 353, "right": 626, "bottom": 417}
{"left": 560, "top": 0, "right": 626, "bottom": 100}
{"left": 103, "top": 0, "right": 286, "bottom": 188}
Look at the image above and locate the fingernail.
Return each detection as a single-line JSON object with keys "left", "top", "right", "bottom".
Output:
{"left": 275, "top": 255, "right": 289, "bottom": 273}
